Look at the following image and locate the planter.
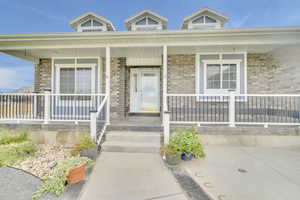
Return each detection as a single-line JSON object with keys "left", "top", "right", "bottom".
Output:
{"left": 164, "top": 153, "right": 181, "bottom": 165}
{"left": 67, "top": 162, "right": 87, "bottom": 184}
{"left": 181, "top": 152, "right": 193, "bottom": 161}
{"left": 80, "top": 147, "right": 98, "bottom": 161}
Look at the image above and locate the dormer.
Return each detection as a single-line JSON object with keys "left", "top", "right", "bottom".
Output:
{"left": 70, "top": 12, "right": 115, "bottom": 32}
{"left": 181, "top": 7, "right": 229, "bottom": 30}
{"left": 125, "top": 10, "right": 168, "bottom": 31}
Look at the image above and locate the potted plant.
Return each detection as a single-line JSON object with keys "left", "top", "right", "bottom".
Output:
{"left": 32, "top": 156, "right": 93, "bottom": 200}
{"left": 168, "top": 127, "right": 205, "bottom": 161}
{"left": 71, "top": 133, "right": 97, "bottom": 160}
{"left": 160, "top": 145, "right": 181, "bottom": 165}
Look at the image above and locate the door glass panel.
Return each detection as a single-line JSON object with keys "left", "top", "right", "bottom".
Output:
{"left": 141, "top": 73, "right": 158, "bottom": 111}
{"left": 207, "top": 64, "right": 221, "bottom": 89}
{"left": 76, "top": 68, "right": 92, "bottom": 94}
{"left": 60, "top": 68, "right": 75, "bottom": 94}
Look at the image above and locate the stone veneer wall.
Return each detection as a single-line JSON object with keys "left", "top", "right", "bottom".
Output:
{"left": 167, "top": 54, "right": 196, "bottom": 94}
{"left": 247, "top": 53, "right": 300, "bottom": 94}
{"left": 34, "top": 59, "right": 52, "bottom": 93}
{"left": 110, "top": 57, "right": 127, "bottom": 120}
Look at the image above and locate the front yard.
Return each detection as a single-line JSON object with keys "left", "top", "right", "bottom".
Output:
{"left": 0, "top": 129, "right": 95, "bottom": 200}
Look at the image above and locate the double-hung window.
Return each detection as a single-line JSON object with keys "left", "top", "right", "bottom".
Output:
{"left": 204, "top": 60, "right": 241, "bottom": 94}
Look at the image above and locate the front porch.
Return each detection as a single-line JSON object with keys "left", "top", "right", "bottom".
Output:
{"left": 1, "top": 43, "right": 300, "bottom": 144}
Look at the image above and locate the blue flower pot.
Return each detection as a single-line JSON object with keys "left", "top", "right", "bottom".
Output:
{"left": 181, "top": 152, "right": 193, "bottom": 161}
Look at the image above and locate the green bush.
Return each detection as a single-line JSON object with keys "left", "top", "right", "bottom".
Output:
{"left": 0, "top": 141, "right": 37, "bottom": 167}
{"left": 32, "top": 156, "right": 94, "bottom": 200}
{"left": 71, "top": 133, "right": 96, "bottom": 156}
{"left": 168, "top": 127, "right": 205, "bottom": 158}
{"left": 0, "top": 130, "right": 29, "bottom": 145}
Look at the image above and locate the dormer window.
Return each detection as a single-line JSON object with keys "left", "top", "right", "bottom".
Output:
{"left": 70, "top": 12, "right": 116, "bottom": 32}
{"left": 78, "top": 19, "right": 106, "bottom": 32}
{"left": 192, "top": 16, "right": 217, "bottom": 24}
{"left": 181, "top": 7, "right": 229, "bottom": 30}
{"left": 126, "top": 10, "right": 168, "bottom": 31}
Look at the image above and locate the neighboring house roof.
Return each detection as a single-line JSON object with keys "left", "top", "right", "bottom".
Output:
{"left": 70, "top": 12, "right": 116, "bottom": 31}
{"left": 125, "top": 9, "right": 168, "bottom": 30}
{"left": 181, "top": 7, "right": 229, "bottom": 29}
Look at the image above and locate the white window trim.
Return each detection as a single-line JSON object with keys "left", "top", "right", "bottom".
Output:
{"left": 195, "top": 52, "right": 248, "bottom": 96}
{"left": 52, "top": 57, "right": 101, "bottom": 94}
{"left": 188, "top": 15, "right": 221, "bottom": 29}
{"left": 203, "top": 59, "right": 241, "bottom": 95}
{"left": 77, "top": 19, "right": 107, "bottom": 32}
{"left": 132, "top": 16, "right": 162, "bottom": 31}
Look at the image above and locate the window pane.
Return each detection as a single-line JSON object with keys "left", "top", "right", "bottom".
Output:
{"left": 222, "top": 64, "right": 237, "bottom": 89}
{"left": 205, "top": 16, "right": 217, "bottom": 23}
{"left": 148, "top": 18, "right": 159, "bottom": 25}
{"left": 207, "top": 64, "right": 221, "bottom": 89}
{"left": 192, "top": 16, "right": 204, "bottom": 24}
{"left": 81, "top": 20, "right": 92, "bottom": 27}
{"left": 60, "top": 68, "right": 75, "bottom": 94}
{"left": 93, "top": 20, "right": 103, "bottom": 26}
{"left": 76, "top": 68, "right": 92, "bottom": 94}
{"left": 136, "top": 18, "right": 147, "bottom": 25}
{"left": 82, "top": 29, "right": 102, "bottom": 32}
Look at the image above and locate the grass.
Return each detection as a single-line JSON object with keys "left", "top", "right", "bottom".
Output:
{"left": 0, "top": 129, "right": 37, "bottom": 167}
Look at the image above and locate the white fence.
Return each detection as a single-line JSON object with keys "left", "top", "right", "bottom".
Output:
{"left": 0, "top": 92, "right": 106, "bottom": 122}
{"left": 164, "top": 93, "right": 300, "bottom": 144}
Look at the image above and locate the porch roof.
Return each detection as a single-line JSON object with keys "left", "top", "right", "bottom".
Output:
{"left": 1, "top": 26, "right": 300, "bottom": 63}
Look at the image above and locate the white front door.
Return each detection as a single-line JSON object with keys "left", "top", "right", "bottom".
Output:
{"left": 130, "top": 68, "right": 160, "bottom": 113}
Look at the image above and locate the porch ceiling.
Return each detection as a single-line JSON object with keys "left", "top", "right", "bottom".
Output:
{"left": 0, "top": 44, "right": 290, "bottom": 63}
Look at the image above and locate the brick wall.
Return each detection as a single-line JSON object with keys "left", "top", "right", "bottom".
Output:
{"left": 34, "top": 59, "right": 51, "bottom": 92}
{"left": 167, "top": 54, "right": 195, "bottom": 94}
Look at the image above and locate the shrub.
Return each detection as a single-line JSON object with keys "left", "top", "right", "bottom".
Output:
{"left": 0, "top": 141, "right": 37, "bottom": 167}
{"left": 0, "top": 130, "right": 29, "bottom": 145}
{"left": 168, "top": 127, "right": 205, "bottom": 158}
{"left": 71, "top": 133, "right": 96, "bottom": 156}
{"left": 32, "top": 156, "right": 93, "bottom": 200}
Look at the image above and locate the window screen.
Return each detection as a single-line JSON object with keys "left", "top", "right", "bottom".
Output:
{"left": 60, "top": 68, "right": 75, "bottom": 94}
{"left": 76, "top": 68, "right": 92, "bottom": 94}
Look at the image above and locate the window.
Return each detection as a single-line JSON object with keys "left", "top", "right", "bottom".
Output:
{"left": 192, "top": 16, "right": 217, "bottom": 24}
{"left": 135, "top": 17, "right": 159, "bottom": 25}
{"left": 78, "top": 19, "right": 106, "bottom": 32}
{"left": 206, "top": 64, "right": 237, "bottom": 90}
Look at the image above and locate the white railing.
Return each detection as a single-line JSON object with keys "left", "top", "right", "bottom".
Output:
{"left": 0, "top": 92, "right": 106, "bottom": 123}
{"left": 90, "top": 95, "right": 108, "bottom": 144}
{"left": 163, "top": 93, "right": 300, "bottom": 144}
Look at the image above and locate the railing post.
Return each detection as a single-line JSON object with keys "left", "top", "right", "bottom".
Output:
{"left": 44, "top": 90, "right": 51, "bottom": 124}
{"left": 90, "top": 110, "right": 97, "bottom": 142}
{"left": 164, "top": 111, "right": 170, "bottom": 145}
{"left": 229, "top": 91, "right": 236, "bottom": 127}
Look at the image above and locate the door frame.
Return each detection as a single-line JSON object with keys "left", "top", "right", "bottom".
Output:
{"left": 129, "top": 67, "right": 160, "bottom": 113}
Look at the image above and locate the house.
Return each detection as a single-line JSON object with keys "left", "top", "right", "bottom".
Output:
{"left": 1, "top": 7, "right": 300, "bottom": 147}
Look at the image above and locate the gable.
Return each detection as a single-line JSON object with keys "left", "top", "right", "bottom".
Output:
{"left": 181, "top": 7, "right": 229, "bottom": 30}
{"left": 125, "top": 10, "right": 168, "bottom": 31}
{"left": 70, "top": 12, "right": 115, "bottom": 32}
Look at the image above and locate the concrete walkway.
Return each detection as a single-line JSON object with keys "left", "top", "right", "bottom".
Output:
{"left": 182, "top": 147, "right": 300, "bottom": 200}
{"left": 79, "top": 152, "right": 187, "bottom": 200}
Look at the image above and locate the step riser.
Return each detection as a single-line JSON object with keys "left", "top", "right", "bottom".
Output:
{"left": 105, "top": 135, "right": 161, "bottom": 144}
{"left": 101, "top": 146, "right": 160, "bottom": 153}
{"left": 107, "top": 126, "right": 163, "bottom": 132}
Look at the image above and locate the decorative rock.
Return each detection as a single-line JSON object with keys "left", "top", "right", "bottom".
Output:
{"left": 11, "top": 144, "right": 71, "bottom": 179}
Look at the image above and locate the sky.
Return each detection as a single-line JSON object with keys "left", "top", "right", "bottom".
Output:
{"left": 0, "top": 0, "right": 300, "bottom": 91}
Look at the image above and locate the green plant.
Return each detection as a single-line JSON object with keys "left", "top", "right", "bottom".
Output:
{"left": 0, "top": 130, "right": 29, "bottom": 145}
{"left": 32, "top": 156, "right": 93, "bottom": 200}
{"left": 0, "top": 141, "right": 37, "bottom": 167}
{"left": 168, "top": 127, "right": 205, "bottom": 158}
{"left": 71, "top": 133, "right": 96, "bottom": 156}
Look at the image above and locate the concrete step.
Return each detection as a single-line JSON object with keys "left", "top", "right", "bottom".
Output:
{"left": 107, "top": 125, "right": 163, "bottom": 132}
{"left": 101, "top": 141, "right": 161, "bottom": 153}
{"left": 105, "top": 131, "right": 162, "bottom": 144}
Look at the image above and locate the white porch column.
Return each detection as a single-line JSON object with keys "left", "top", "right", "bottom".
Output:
{"left": 162, "top": 46, "right": 168, "bottom": 122}
{"left": 105, "top": 46, "right": 111, "bottom": 124}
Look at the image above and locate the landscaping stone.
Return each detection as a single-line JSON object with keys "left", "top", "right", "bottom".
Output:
{"left": 12, "top": 144, "right": 71, "bottom": 179}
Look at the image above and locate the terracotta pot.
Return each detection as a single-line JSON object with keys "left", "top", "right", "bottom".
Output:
{"left": 67, "top": 162, "right": 87, "bottom": 184}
